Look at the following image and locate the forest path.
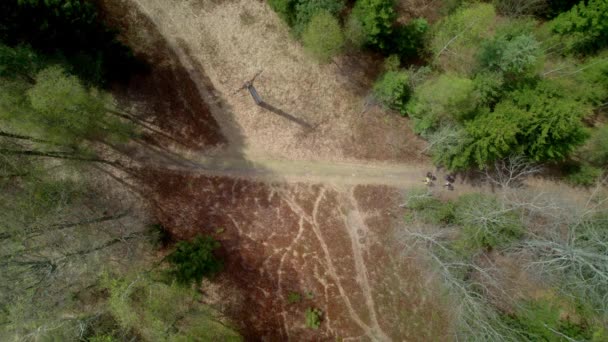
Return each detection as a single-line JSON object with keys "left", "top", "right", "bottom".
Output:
{"left": 156, "top": 153, "right": 455, "bottom": 190}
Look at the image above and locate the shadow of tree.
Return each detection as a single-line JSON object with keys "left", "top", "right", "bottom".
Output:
{"left": 258, "top": 101, "right": 312, "bottom": 130}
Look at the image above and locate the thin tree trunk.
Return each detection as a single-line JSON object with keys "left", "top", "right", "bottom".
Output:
{"left": 0, "top": 130, "right": 55, "bottom": 145}
{"left": 26, "top": 211, "right": 131, "bottom": 239}
{"left": 0, "top": 148, "right": 119, "bottom": 166}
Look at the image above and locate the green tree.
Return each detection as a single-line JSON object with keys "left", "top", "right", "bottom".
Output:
{"left": 407, "top": 74, "right": 477, "bottom": 135}
{"left": 293, "top": 0, "right": 345, "bottom": 36}
{"left": 461, "top": 105, "right": 523, "bottom": 168}
{"left": 551, "top": 0, "right": 608, "bottom": 53}
{"left": 430, "top": 3, "right": 497, "bottom": 73}
{"left": 373, "top": 71, "right": 410, "bottom": 114}
{"left": 166, "top": 235, "right": 224, "bottom": 285}
{"left": 553, "top": 56, "right": 608, "bottom": 106}
{"left": 302, "top": 11, "right": 344, "bottom": 62}
{"left": 473, "top": 71, "right": 505, "bottom": 107}
{"left": 509, "top": 82, "right": 589, "bottom": 161}
{"left": 477, "top": 34, "right": 542, "bottom": 80}
{"left": 391, "top": 18, "right": 429, "bottom": 60}
{"left": 351, "top": 0, "right": 396, "bottom": 50}
{"left": 459, "top": 84, "right": 589, "bottom": 169}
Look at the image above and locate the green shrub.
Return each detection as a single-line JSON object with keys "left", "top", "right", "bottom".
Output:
{"left": 453, "top": 194, "right": 523, "bottom": 252}
{"left": 302, "top": 11, "right": 344, "bottom": 62}
{"left": 293, "top": 0, "right": 344, "bottom": 36}
{"left": 166, "top": 235, "right": 223, "bottom": 285}
{"left": 383, "top": 54, "right": 401, "bottom": 72}
{"left": 305, "top": 307, "right": 322, "bottom": 329}
{"left": 287, "top": 292, "right": 302, "bottom": 304}
{"left": 551, "top": 0, "right": 608, "bottom": 54}
{"left": 344, "top": 14, "right": 367, "bottom": 49}
{"left": 428, "top": 125, "right": 473, "bottom": 171}
{"left": 586, "top": 125, "right": 608, "bottom": 166}
{"left": 565, "top": 162, "right": 603, "bottom": 187}
{"left": 391, "top": 18, "right": 429, "bottom": 60}
{"left": 407, "top": 74, "right": 477, "bottom": 135}
{"left": 405, "top": 188, "right": 456, "bottom": 225}
{"left": 503, "top": 299, "right": 597, "bottom": 341}
{"left": 351, "top": 0, "right": 397, "bottom": 50}
{"left": 373, "top": 71, "right": 410, "bottom": 114}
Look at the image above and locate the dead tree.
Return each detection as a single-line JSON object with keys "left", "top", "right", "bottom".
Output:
{"left": 234, "top": 70, "right": 264, "bottom": 105}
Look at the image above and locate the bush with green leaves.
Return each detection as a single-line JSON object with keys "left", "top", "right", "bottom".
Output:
{"left": 585, "top": 125, "right": 608, "bottom": 166}
{"left": 350, "top": 0, "right": 397, "bottom": 50}
{"left": 383, "top": 54, "right": 401, "bottom": 72}
{"left": 305, "top": 307, "right": 322, "bottom": 329}
{"left": 302, "top": 11, "right": 344, "bottom": 63}
{"left": 503, "top": 299, "right": 598, "bottom": 341}
{"left": 405, "top": 188, "right": 456, "bottom": 225}
{"left": 407, "top": 74, "right": 477, "bottom": 135}
{"left": 452, "top": 193, "right": 523, "bottom": 252}
{"left": 287, "top": 292, "right": 302, "bottom": 304}
{"left": 564, "top": 162, "right": 603, "bottom": 187}
{"left": 551, "top": 0, "right": 608, "bottom": 54}
{"left": 166, "top": 235, "right": 224, "bottom": 285}
{"left": 390, "top": 18, "right": 429, "bottom": 60}
{"left": 293, "top": 0, "right": 344, "bottom": 36}
{"left": 427, "top": 125, "right": 473, "bottom": 171}
{"left": 373, "top": 71, "right": 411, "bottom": 114}
{"left": 555, "top": 56, "right": 608, "bottom": 106}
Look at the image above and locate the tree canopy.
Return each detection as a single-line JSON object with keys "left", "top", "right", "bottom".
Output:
{"left": 302, "top": 11, "right": 345, "bottom": 63}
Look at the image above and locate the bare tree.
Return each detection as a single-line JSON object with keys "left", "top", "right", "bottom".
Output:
{"left": 398, "top": 225, "right": 519, "bottom": 341}
{"left": 512, "top": 176, "right": 608, "bottom": 316}
{"left": 483, "top": 155, "right": 544, "bottom": 190}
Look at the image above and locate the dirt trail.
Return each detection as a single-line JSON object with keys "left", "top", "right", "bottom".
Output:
{"left": 155, "top": 153, "right": 458, "bottom": 189}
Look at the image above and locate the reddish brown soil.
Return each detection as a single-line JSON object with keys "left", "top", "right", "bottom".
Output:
{"left": 140, "top": 169, "right": 450, "bottom": 340}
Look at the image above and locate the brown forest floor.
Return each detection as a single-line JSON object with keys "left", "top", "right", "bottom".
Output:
{"left": 96, "top": 0, "right": 596, "bottom": 340}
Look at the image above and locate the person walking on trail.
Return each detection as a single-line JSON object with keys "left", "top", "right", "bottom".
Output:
{"left": 424, "top": 172, "right": 435, "bottom": 186}
{"left": 444, "top": 174, "right": 455, "bottom": 191}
